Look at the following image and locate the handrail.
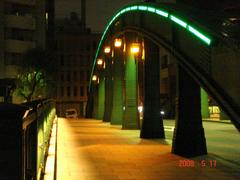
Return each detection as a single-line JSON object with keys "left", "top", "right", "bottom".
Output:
{"left": 21, "top": 99, "right": 56, "bottom": 180}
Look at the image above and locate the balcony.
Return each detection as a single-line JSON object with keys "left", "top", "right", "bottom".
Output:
{"left": 5, "top": 15, "right": 36, "bottom": 30}
{"left": 5, "top": 0, "right": 36, "bottom": 6}
{"left": 5, "top": 39, "right": 36, "bottom": 53}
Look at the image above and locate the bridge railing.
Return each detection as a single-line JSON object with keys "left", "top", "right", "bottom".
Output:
{"left": 0, "top": 99, "right": 56, "bottom": 180}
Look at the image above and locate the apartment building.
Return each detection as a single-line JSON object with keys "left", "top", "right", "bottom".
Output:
{"left": 0, "top": 0, "right": 54, "bottom": 103}
{"left": 55, "top": 13, "right": 101, "bottom": 117}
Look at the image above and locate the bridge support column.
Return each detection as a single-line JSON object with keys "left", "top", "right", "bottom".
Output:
{"left": 103, "top": 54, "right": 113, "bottom": 122}
{"left": 96, "top": 74, "right": 105, "bottom": 120}
{"left": 172, "top": 65, "right": 207, "bottom": 157}
{"left": 92, "top": 85, "right": 98, "bottom": 119}
{"left": 111, "top": 43, "right": 124, "bottom": 125}
{"left": 123, "top": 34, "right": 139, "bottom": 129}
{"left": 85, "top": 91, "right": 92, "bottom": 118}
{"left": 140, "top": 38, "right": 165, "bottom": 138}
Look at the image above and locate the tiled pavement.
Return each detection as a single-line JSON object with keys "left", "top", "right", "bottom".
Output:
{"left": 57, "top": 118, "right": 240, "bottom": 180}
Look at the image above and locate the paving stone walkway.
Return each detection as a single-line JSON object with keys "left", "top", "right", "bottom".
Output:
{"left": 57, "top": 118, "right": 239, "bottom": 180}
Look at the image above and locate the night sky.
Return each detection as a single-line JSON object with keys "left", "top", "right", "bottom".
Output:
{"left": 55, "top": 0, "right": 143, "bottom": 32}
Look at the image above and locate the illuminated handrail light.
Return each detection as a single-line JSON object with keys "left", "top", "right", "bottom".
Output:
{"left": 104, "top": 46, "right": 111, "bottom": 53}
{"left": 170, "top": 15, "right": 187, "bottom": 28}
{"left": 92, "top": 75, "right": 97, "bottom": 81}
{"left": 130, "top": 43, "right": 140, "bottom": 54}
{"left": 188, "top": 26, "right": 211, "bottom": 45}
{"left": 114, "top": 38, "right": 122, "bottom": 47}
{"left": 97, "top": 58, "right": 103, "bottom": 65}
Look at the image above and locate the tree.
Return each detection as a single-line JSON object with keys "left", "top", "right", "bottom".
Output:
{"left": 14, "top": 47, "right": 56, "bottom": 102}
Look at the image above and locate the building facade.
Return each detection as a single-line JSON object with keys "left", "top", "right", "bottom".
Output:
{"left": 55, "top": 14, "right": 101, "bottom": 117}
{"left": 0, "top": 0, "right": 54, "bottom": 103}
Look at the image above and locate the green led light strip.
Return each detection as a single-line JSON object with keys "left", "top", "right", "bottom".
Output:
{"left": 188, "top": 25, "right": 211, "bottom": 45}
{"left": 89, "top": 4, "right": 212, "bottom": 90}
{"left": 170, "top": 15, "right": 187, "bottom": 28}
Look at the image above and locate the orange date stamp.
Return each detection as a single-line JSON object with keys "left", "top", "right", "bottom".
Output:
{"left": 178, "top": 159, "right": 217, "bottom": 168}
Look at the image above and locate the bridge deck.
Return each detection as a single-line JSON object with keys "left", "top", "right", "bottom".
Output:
{"left": 56, "top": 118, "right": 239, "bottom": 180}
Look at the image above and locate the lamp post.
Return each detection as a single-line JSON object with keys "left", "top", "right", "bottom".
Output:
{"left": 114, "top": 38, "right": 122, "bottom": 48}
{"left": 92, "top": 75, "right": 98, "bottom": 81}
{"left": 104, "top": 46, "right": 111, "bottom": 54}
{"left": 130, "top": 43, "right": 140, "bottom": 54}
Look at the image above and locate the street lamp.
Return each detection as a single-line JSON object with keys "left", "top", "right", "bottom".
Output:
{"left": 92, "top": 75, "right": 98, "bottom": 81}
{"left": 130, "top": 43, "right": 140, "bottom": 54}
{"left": 104, "top": 46, "right": 111, "bottom": 54}
{"left": 114, "top": 38, "right": 122, "bottom": 47}
{"left": 97, "top": 58, "right": 104, "bottom": 65}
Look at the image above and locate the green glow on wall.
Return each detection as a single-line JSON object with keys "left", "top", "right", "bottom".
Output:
{"left": 89, "top": 4, "right": 212, "bottom": 90}
{"left": 170, "top": 15, "right": 187, "bottom": 28}
{"left": 188, "top": 26, "right": 211, "bottom": 45}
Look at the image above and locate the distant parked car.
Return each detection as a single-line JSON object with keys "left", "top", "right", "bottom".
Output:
{"left": 65, "top": 108, "right": 78, "bottom": 118}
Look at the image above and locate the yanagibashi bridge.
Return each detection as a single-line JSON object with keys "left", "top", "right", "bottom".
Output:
{"left": 87, "top": 2, "right": 240, "bottom": 157}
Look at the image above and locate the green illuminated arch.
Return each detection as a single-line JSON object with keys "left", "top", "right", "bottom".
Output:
{"left": 89, "top": 4, "right": 212, "bottom": 90}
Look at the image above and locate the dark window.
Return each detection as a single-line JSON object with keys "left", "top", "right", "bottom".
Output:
{"left": 60, "top": 55, "right": 64, "bottom": 66}
{"left": 60, "top": 87, "right": 64, "bottom": 97}
{"left": 73, "top": 71, "right": 77, "bottom": 81}
{"left": 79, "top": 71, "right": 85, "bottom": 81}
{"left": 93, "top": 41, "right": 97, "bottom": 50}
{"left": 5, "top": 28, "right": 34, "bottom": 41}
{"left": 73, "top": 86, "right": 77, "bottom": 96}
{"left": 67, "top": 87, "right": 71, "bottom": 97}
{"left": 86, "top": 86, "right": 89, "bottom": 94}
{"left": 80, "top": 86, "right": 84, "bottom": 97}
{"left": 66, "top": 72, "right": 71, "bottom": 81}
{"left": 4, "top": 53, "right": 21, "bottom": 65}
{"left": 60, "top": 72, "right": 64, "bottom": 81}
{"left": 86, "top": 70, "right": 90, "bottom": 81}
{"left": 86, "top": 43, "right": 90, "bottom": 51}
{"left": 79, "top": 55, "right": 85, "bottom": 66}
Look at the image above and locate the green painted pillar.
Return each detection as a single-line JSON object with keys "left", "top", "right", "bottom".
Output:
{"left": 201, "top": 88, "right": 210, "bottom": 119}
{"left": 122, "top": 34, "right": 139, "bottom": 129}
{"left": 140, "top": 38, "right": 165, "bottom": 138}
{"left": 111, "top": 43, "right": 124, "bottom": 125}
{"left": 103, "top": 54, "right": 113, "bottom": 122}
{"left": 172, "top": 65, "right": 207, "bottom": 157}
{"left": 96, "top": 75, "right": 105, "bottom": 120}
